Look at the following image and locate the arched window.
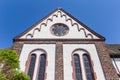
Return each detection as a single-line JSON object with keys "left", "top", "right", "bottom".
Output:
{"left": 26, "top": 49, "right": 47, "bottom": 80}
{"left": 83, "top": 54, "right": 94, "bottom": 80}
{"left": 38, "top": 54, "right": 46, "bottom": 80}
{"left": 28, "top": 54, "right": 36, "bottom": 80}
{"left": 72, "top": 49, "right": 95, "bottom": 80}
{"left": 73, "top": 54, "right": 82, "bottom": 80}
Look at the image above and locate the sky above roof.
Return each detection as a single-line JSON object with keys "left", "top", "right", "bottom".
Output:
{"left": 0, "top": 0, "right": 120, "bottom": 48}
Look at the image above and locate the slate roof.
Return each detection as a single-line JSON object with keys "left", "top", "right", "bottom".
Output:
{"left": 105, "top": 44, "right": 120, "bottom": 58}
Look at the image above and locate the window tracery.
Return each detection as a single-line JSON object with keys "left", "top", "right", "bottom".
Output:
{"left": 27, "top": 49, "right": 47, "bottom": 80}
{"left": 72, "top": 49, "right": 94, "bottom": 80}
{"left": 51, "top": 23, "right": 69, "bottom": 36}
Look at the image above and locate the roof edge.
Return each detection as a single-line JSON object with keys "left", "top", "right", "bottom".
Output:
{"left": 14, "top": 8, "right": 60, "bottom": 40}
{"left": 14, "top": 8, "right": 105, "bottom": 41}
{"left": 59, "top": 8, "right": 105, "bottom": 40}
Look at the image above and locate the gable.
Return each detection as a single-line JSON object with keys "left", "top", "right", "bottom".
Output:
{"left": 14, "top": 8, "right": 105, "bottom": 41}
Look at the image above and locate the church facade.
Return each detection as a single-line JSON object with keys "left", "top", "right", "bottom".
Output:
{"left": 12, "top": 8, "right": 120, "bottom": 80}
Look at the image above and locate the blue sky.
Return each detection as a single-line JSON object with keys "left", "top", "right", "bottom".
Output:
{"left": 0, "top": 0, "right": 120, "bottom": 48}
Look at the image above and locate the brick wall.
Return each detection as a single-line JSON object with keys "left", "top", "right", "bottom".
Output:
{"left": 55, "top": 42, "right": 64, "bottom": 80}
{"left": 12, "top": 41, "right": 23, "bottom": 56}
{"left": 12, "top": 40, "right": 119, "bottom": 80}
{"left": 95, "top": 42, "right": 119, "bottom": 80}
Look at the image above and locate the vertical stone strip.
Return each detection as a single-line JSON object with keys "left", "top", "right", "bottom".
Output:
{"left": 95, "top": 42, "right": 119, "bottom": 80}
{"left": 55, "top": 42, "right": 64, "bottom": 80}
{"left": 12, "top": 41, "right": 23, "bottom": 56}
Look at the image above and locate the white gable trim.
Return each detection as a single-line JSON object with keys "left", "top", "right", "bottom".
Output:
{"left": 14, "top": 8, "right": 105, "bottom": 41}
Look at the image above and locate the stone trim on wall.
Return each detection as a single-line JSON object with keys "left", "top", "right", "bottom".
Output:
{"left": 55, "top": 42, "right": 64, "bottom": 80}
{"left": 95, "top": 42, "right": 119, "bottom": 80}
{"left": 13, "top": 40, "right": 103, "bottom": 44}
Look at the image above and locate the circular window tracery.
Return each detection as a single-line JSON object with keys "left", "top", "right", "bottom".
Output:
{"left": 51, "top": 23, "right": 69, "bottom": 36}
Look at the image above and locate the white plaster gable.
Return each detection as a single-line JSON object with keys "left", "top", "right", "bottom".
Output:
{"left": 15, "top": 8, "right": 104, "bottom": 40}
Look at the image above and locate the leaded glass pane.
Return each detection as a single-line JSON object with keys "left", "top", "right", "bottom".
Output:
{"left": 51, "top": 24, "right": 69, "bottom": 36}
{"left": 28, "top": 54, "right": 36, "bottom": 80}
{"left": 38, "top": 54, "right": 46, "bottom": 80}
{"left": 74, "top": 54, "right": 82, "bottom": 80}
{"left": 83, "top": 54, "right": 94, "bottom": 80}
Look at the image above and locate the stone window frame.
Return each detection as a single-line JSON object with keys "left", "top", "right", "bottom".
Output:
{"left": 72, "top": 49, "right": 95, "bottom": 80}
{"left": 25, "top": 49, "right": 48, "bottom": 80}
{"left": 50, "top": 23, "right": 69, "bottom": 37}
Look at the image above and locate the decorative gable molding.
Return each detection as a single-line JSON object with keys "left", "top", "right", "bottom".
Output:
{"left": 14, "top": 8, "right": 105, "bottom": 41}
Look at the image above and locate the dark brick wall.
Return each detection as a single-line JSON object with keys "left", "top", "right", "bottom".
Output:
{"left": 55, "top": 42, "right": 64, "bottom": 80}
{"left": 12, "top": 40, "right": 119, "bottom": 80}
{"left": 95, "top": 42, "right": 119, "bottom": 80}
{"left": 12, "top": 41, "right": 23, "bottom": 56}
